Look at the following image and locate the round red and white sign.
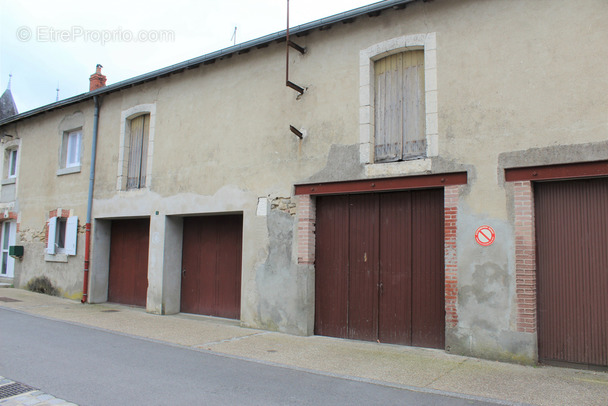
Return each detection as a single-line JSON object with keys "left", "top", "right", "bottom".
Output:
{"left": 475, "top": 225, "right": 495, "bottom": 246}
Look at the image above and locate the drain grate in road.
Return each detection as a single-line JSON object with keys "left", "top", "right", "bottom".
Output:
{"left": 0, "top": 382, "right": 35, "bottom": 399}
{"left": 101, "top": 309, "right": 119, "bottom": 313}
{"left": 0, "top": 297, "right": 21, "bottom": 302}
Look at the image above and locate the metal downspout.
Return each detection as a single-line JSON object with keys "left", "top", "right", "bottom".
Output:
{"left": 82, "top": 95, "right": 100, "bottom": 303}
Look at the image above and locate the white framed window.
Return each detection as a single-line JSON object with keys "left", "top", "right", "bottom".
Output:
{"left": 65, "top": 130, "right": 82, "bottom": 168}
{"left": 7, "top": 149, "right": 17, "bottom": 178}
{"left": 58, "top": 129, "right": 82, "bottom": 175}
{"left": 47, "top": 216, "right": 78, "bottom": 255}
{"left": 0, "top": 221, "right": 16, "bottom": 277}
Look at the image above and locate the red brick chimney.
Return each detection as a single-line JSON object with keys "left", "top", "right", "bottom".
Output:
{"left": 89, "top": 64, "right": 107, "bottom": 91}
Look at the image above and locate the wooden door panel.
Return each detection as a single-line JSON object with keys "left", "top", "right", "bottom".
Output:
{"left": 378, "top": 192, "right": 413, "bottom": 345}
{"left": 181, "top": 215, "right": 242, "bottom": 319}
{"left": 347, "top": 194, "right": 379, "bottom": 341}
{"left": 411, "top": 189, "right": 445, "bottom": 349}
{"left": 314, "top": 196, "right": 350, "bottom": 338}
{"left": 108, "top": 219, "right": 150, "bottom": 307}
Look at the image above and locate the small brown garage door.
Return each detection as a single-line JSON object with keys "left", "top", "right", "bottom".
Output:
{"left": 535, "top": 178, "right": 608, "bottom": 367}
{"left": 315, "top": 189, "right": 445, "bottom": 348}
{"left": 181, "top": 214, "right": 243, "bottom": 319}
{"left": 108, "top": 218, "right": 150, "bottom": 307}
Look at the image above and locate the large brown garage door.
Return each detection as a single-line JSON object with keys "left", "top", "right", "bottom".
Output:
{"left": 535, "top": 178, "right": 608, "bottom": 367}
{"left": 315, "top": 189, "right": 445, "bottom": 348}
{"left": 181, "top": 214, "right": 243, "bottom": 319}
{"left": 108, "top": 218, "right": 150, "bottom": 307}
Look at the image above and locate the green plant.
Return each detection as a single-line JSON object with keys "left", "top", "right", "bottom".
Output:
{"left": 26, "top": 276, "right": 59, "bottom": 296}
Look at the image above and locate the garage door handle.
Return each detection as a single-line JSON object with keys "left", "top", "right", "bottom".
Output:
{"left": 182, "top": 269, "right": 186, "bottom": 277}
{"left": 379, "top": 282, "right": 383, "bottom": 294}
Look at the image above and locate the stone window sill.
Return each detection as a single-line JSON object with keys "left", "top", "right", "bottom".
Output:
{"left": 57, "top": 166, "right": 81, "bottom": 176}
{"left": 44, "top": 253, "right": 68, "bottom": 263}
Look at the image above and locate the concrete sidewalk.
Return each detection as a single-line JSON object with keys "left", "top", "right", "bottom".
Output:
{"left": 0, "top": 288, "right": 606, "bottom": 406}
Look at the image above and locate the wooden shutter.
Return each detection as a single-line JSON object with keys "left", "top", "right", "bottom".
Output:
{"left": 47, "top": 217, "right": 57, "bottom": 254}
{"left": 65, "top": 216, "right": 78, "bottom": 255}
{"left": 127, "top": 114, "right": 149, "bottom": 189}
{"left": 374, "top": 50, "right": 425, "bottom": 162}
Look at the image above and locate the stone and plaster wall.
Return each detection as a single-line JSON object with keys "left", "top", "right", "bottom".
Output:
{"left": 1, "top": 0, "right": 606, "bottom": 362}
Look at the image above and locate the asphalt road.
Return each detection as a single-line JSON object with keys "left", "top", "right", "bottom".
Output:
{"left": 0, "top": 308, "right": 498, "bottom": 405}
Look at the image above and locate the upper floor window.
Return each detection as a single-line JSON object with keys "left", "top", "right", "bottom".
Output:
{"left": 57, "top": 112, "right": 85, "bottom": 176}
{"left": 117, "top": 104, "right": 156, "bottom": 191}
{"left": 1, "top": 141, "right": 20, "bottom": 202}
{"left": 7, "top": 149, "right": 17, "bottom": 178}
{"left": 374, "top": 50, "right": 426, "bottom": 162}
{"left": 63, "top": 130, "right": 82, "bottom": 168}
{"left": 359, "top": 33, "right": 438, "bottom": 172}
{"left": 127, "top": 114, "right": 150, "bottom": 190}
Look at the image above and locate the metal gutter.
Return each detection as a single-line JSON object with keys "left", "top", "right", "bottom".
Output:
{"left": 0, "top": 0, "right": 415, "bottom": 127}
{"left": 81, "top": 95, "right": 100, "bottom": 303}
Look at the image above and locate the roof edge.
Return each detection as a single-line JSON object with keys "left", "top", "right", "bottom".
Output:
{"left": 0, "top": 0, "right": 415, "bottom": 127}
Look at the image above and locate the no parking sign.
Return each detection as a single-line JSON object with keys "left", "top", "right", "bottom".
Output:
{"left": 475, "top": 225, "right": 495, "bottom": 246}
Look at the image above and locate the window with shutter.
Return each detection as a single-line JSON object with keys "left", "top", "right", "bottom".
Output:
{"left": 127, "top": 114, "right": 150, "bottom": 190}
{"left": 374, "top": 50, "right": 426, "bottom": 163}
{"left": 46, "top": 214, "right": 78, "bottom": 256}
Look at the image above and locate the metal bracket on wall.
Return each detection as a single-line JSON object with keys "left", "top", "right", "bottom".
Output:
{"left": 285, "top": 0, "right": 306, "bottom": 95}
{"left": 290, "top": 125, "right": 303, "bottom": 139}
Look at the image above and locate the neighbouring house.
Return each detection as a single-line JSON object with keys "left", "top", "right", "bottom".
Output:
{"left": 0, "top": 0, "right": 606, "bottom": 368}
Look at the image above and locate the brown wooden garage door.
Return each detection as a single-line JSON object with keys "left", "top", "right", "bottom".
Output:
{"left": 315, "top": 189, "right": 445, "bottom": 348}
{"left": 180, "top": 214, "right": 243, "bottom": 319}
{"left": 108, "top": 218, "right": 150, "bottom": 307}
{"left": 535, "top": 178, "right": 608, "bottom": 367}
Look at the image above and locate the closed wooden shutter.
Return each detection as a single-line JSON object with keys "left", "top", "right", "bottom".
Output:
{"left": 47, "top": 217, "right": 57, "bottom": 254}
{"left": 127, "top": 114, "right": 149, "bottom": 189}
{"left": 65, "top": 216, "right": 78, "bottom": 255}
{"left": 374, "top": 50, "right": 425, "bottom": 162}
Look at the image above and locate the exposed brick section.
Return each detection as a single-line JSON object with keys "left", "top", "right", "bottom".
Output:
{"left": 297, "top": 194, "right": 315, "bottom": 265}
{"left": 45, "top": 209, "right": 70, "bottom": 246}
{"left": 0, "top": 212, "right": 19, "bottom": 233}
{"left": 444, "top": 185, "right": 459, "bottom": 328}
{"left": 89, "top": 64, "right": 107, "bottom": 91}
{"left": 513, "top": 181, "right": 537, "bottom": 333}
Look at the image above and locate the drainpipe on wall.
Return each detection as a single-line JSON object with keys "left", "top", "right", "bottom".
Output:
{"left": 82, "top": 95, "right": 100, "bottom": 303}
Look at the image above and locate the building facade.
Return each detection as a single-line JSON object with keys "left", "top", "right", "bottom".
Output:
{"left": 1, "top": 0, "right": 607, "bottom": 368}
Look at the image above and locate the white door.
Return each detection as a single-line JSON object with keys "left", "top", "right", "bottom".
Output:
{"left": 1, "top": 221, "right": 16, "bottom": 278}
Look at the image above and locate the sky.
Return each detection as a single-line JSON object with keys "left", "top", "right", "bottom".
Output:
{"left": 0, "top": 0, "right": 380, "bottom": 114}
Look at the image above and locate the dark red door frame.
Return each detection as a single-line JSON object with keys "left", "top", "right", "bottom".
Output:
{"left": 295, "top": 172, "right": 467, "bottom": 196}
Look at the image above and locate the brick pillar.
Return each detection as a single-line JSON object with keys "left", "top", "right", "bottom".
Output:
{"left": 513, "top": 181, "right": 537, "bottom": 333}
{"left": 444, "top": 185, "right": 459, "bottom": 328}
{"left": 89, "top": 64, "right": 107, "bottom": 91}
{"left": 297, "top": 194, "right": 315, "bottom": 265}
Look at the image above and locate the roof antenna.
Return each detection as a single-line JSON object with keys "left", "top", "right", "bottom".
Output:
{"left": 231, "top": 26, "right": 237, "bottom": 45}
{"left": 56, "top": 82, "right": 60, "bottom": 101}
